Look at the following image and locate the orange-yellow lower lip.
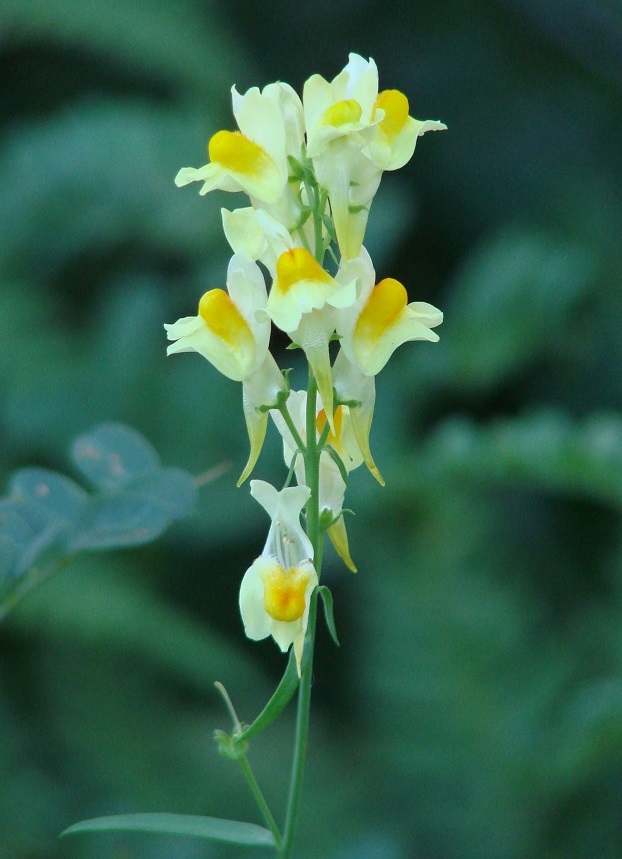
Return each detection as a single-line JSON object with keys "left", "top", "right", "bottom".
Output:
{"left": 198, "top": 288, "right": 255, "bottom": 352}
{"left": 354, "top": 277, "right": 407, "bottom": 343}
{"left": 208, "top": 129, "right": 274, "bottom": 179}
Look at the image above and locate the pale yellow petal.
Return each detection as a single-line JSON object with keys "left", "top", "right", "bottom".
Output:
{"left": 327, "top": 517, "right": 357, "bottom": 573}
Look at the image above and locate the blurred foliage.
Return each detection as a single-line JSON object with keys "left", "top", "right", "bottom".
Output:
{"left": 1, "top": 0, "right": 622, "bottom": 857}
{"left": 0, "top": 423, "right": 198, "bottom": 619}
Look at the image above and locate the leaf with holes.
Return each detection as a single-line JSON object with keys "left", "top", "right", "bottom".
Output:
{"left": 71, "top": 423, "right": 161, "bottom": 489}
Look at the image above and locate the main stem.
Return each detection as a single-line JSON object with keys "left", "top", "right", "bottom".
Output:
{"left": 279, "top": 371, "right": 322, "bottom": 858}
{"left": 279, "top": 172, "right": 327, "bottom": 858}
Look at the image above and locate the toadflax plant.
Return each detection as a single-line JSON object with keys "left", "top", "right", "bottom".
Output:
{"left": 63, "top": 52, "right": 446, "bottom": 857}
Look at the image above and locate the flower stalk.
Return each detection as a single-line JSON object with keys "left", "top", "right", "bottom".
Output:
{"left": 165, "top": 51, "right": 446, "bottom": 857}
{"left": 281, "top": 176, "right": 327, "bottom": 853}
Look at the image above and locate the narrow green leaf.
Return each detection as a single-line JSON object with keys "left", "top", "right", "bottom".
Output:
{"left": 324, "top": 447, "right": 349, "bottom": 486}
{"left": 61, "top": 813, "right": 275, "bottom": 846}
{"left": 318, "top": 585, "right": 340, "bottom": 646}
{"left": 237, "top": 647, "right": 300, "bottom": 742}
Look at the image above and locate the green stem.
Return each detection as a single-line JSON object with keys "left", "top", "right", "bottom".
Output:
{"left": 301, "top": 169, "right": 326, "bottom": 267}
{"left": 238, "top": 756, "right": 282, "bottom": 849}
{"left": 311, "top": 186, "right": 325, "bottom": 264}
{"left": 279, "top": 370, "right": 322, "bottom": 858}
{"left": 214, "top": 682, "right": 282, "bottom": 847}
{"left": 278, "top": 172, "right": 329, "bottom": 858}
{"left": 276, "top": 401, "right": 307, "bottom": 455}
{"left": 304, "top": 372, "right": 321, "bottom": 560}
{"left": 279, "top": 598, "right": 317, "bottom": 858}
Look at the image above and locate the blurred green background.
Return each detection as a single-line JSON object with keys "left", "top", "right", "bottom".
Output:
{"left": 2, "top": 1, "right": 622, "bottom": 857}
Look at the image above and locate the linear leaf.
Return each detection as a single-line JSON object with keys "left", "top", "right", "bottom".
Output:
{"left": 61, "top": 813, "right": 275, "bottom": 846}
{"left": 419, "top": 229, "right": 596, "bottom": 394}
{"left": 237, "top": 647, "right": 300, "bottom": 742}
{"left": 318, "top": 585, "right": 340, "bottom": 646}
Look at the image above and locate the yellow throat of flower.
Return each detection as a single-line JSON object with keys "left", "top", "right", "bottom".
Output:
{"left": 373, "top": 90, "right": 409, "bottom": 141}
{"left": 262, "top": 563, "right": 311, "bottom": 623}
{"left": 208, "top": 129, "right": 274, "bottom": 178}
{"left": 320, "top": 98, "right": 363, "bottom": 128}
{"left": 198, "top": 289, "right": 255, "bottom": 353}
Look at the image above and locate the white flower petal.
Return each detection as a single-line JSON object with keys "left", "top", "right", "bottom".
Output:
{"left": 239, "top": 557, "right": 273, "bottom": 641}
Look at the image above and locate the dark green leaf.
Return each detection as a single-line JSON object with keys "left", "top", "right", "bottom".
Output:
{"left": 324, "top": 447, "right": 349, "bottom": 486}
{"left": 8, "top": 562, "right": 261, "bottom": 691}
{"left": 318, "top": 585, "right": 339, "bottom": 646}
{"left": 61, "top": 813, "right": 275, "bottom": 846}
{"left": 237, "top": 647, "right": 300, "bottom": 742}
{"left": 438, "top": 229, "right": 595, "bottom": 392}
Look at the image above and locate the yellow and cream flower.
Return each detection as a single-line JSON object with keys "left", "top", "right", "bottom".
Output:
{"left": 268, "top": 247, "right": 357, "bottom": 430}
{"left": 337, "top": 247, "right": 442, "bottom": 375}
{"left": 175, "top": 83, "right": 300, "bottom": 206}
{"left": 304, "top": 53, "right": 380, "bottom": 157}
{"left": 164, "top": 253, "right": 287, "bottom": 484}
{"left": 220, "top": 212, "right": 352, "bottom": 429}
{"left": 366, "top": 89, "right": 447, "bottom": 172}
{"left": 303, "top": 53, "right": 446, "bottom": 260}
{"left": 239, "top": 480, "right": 318, "bottom": 674}
{"left": 333, "top": 247, "right": 443, "bottom": 481}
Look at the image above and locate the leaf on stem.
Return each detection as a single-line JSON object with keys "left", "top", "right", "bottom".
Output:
{"left": 237, "top": 647, "right": 300, "bottom": 742}
{"left": 318, "top": 585, "right": 340, "bottom": 646}
{"left": 324, "top": 446, "right": 349, "bottom": 486}
{"left": 61, "top": 813, "right": 276, "bottom": 846}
